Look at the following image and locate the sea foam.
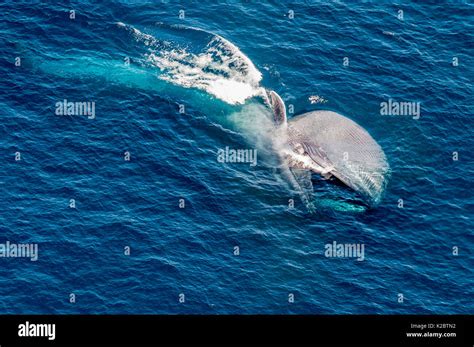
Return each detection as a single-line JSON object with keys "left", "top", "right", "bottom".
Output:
{"left": 118, "top": 22, "right": 265, "bottom": 105}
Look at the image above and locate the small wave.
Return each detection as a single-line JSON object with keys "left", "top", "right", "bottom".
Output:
{"left": 118, "top": 22, "right": 265, "bottom": 105}
{"left": 308, "top": 95, "right": 328, "bottom": 104}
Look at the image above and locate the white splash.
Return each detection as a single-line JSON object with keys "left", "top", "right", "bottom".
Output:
{"left": 118, "top": 23, "right": 265, "bottom": 105}
{"left": 309, "top": 95, "right": 328, "bottom": 104}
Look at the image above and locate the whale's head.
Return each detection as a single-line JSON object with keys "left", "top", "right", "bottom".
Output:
{"left": 265, "top": 90, "right": 287, "bottom": 129}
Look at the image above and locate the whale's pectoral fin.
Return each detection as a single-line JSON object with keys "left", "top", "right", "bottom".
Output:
{"left": 301, "top": 141, "right": 332, "bottom": 168}
{"left": 321, "top": 165, "right": 335, "bottom": 179}
{"left": 289, "top": 168, "right": 316, "bottom": 213}
{"left": 265, "top": 90, "right": 287, "bottom": 127}
{"left": 288, "top": 126, "right": 333, "bottom": 169}
{"left": 321, "top": 165, "right": 334, "bottom": 175}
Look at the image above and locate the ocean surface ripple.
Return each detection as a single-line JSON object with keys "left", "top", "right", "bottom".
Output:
{"left": 0, "top": 1, "right": 472, "bottom": 314}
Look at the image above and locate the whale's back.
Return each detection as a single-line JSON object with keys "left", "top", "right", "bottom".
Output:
{"left": 288, "top": 110, "right": 390, "bottom": 205}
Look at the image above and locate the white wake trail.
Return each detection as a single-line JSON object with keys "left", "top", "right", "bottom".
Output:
{"left": 118, "top": 22, "right": 266, "bottom": 105}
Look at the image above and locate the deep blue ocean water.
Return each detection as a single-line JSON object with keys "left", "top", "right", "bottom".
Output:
{"left": 0, "top": 1, "right": 472, "bottom": 314}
